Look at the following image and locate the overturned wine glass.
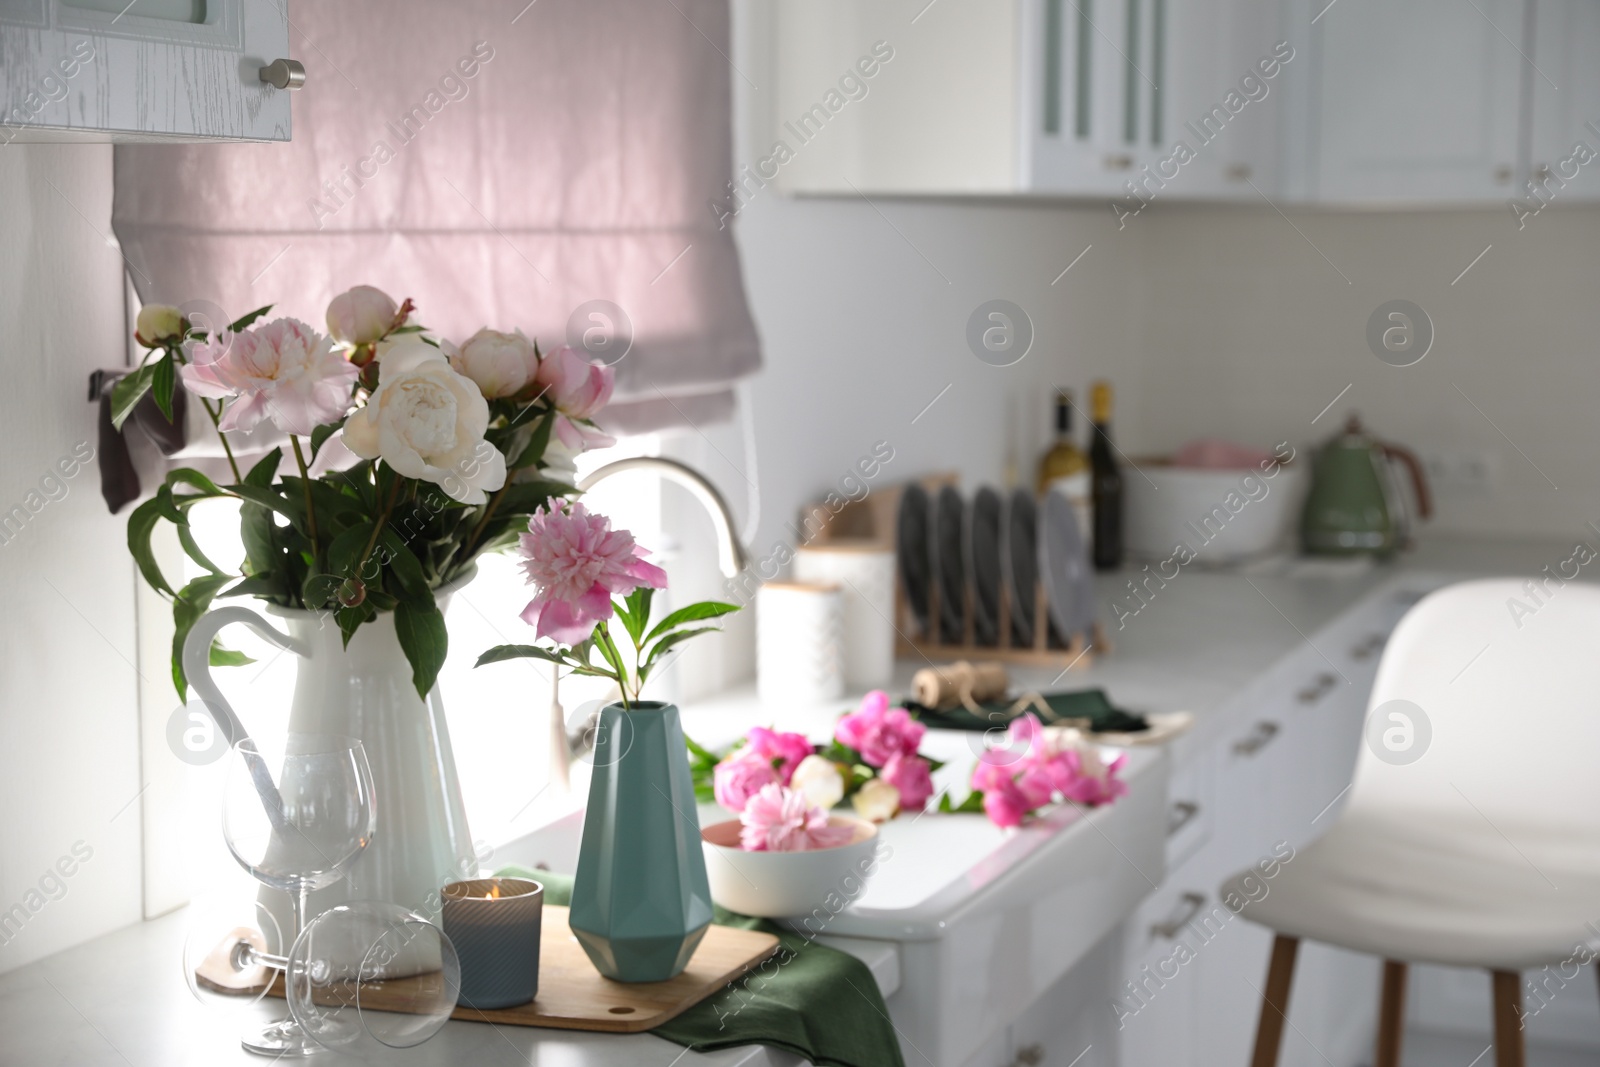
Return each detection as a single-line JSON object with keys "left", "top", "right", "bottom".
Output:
{"left": 218, "top": 733, "right": 372, "bottom": 1055}
{"left": 193, "top": 900, "right": 461, "bottom": 1057}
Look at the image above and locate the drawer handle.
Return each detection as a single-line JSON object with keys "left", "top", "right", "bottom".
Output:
{"left": 1296, "top": 673, "right": 1337, "bottom": 704}
{"left": 1233, "top": 721, "right": 1280, "bottom": 756}
{"left": 1103, "top": 153, "right": 1135, "bottom": 170}
{"left": 1150, "top": 892, "right": 1206, "bottom": 940}
{"left": 1350, "top": 633, "right": 1385, "bottom": 659}
{"left": 1012, "top": 1046, "right": 1045, "bottom": 1067}
{"left": 1167, "top": 800, "right": 1200, "bottom": 837}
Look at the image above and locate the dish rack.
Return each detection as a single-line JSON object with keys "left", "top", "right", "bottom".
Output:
{"left": 808, "top": 477, "right": 1109, "bottom": 671}
{"left": 898, "top": 564, "right": 1107, "bottom": 669}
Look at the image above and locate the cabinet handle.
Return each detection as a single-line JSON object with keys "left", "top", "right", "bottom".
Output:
{"left": 1012, "top": 1045, "right": 1045, "bottom": 1067}
{"left": 1233, "top": 721, "right": 1280, "bottom": 756}
{"left": 1350, "top": 633, "right": 1385, "bottom": 660}
{"left": 1167, "top": 799, "right": 1200, "bottom": 837}
{"left": 1225, "top": 163, "right": 1252, "bottom": 181}
{"left": 1296, "top": 673, "right": 1337, "bottom": 704}
{"left": 1103, "top": 153, "right": 1135, "bottom": 170}
{"left": 1149, "top": 891, "right": 1206, "bottom": 939}
{"left": 259, "top": 59, "right": 307, "bottom": 91}
{"left": 1494, "top": 165, "right": 1513, "bottom": 185}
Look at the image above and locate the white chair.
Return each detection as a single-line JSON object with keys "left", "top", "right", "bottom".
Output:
{"left": 1224, "top": 578, "right": 1600, "bottom": 1067}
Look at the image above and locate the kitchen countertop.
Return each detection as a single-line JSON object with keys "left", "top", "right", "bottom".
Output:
{"left": 0, "top": 537, "right": 1563, "bottom": 1066}
{"left": 685, "top": 537, "right": 1566, "bottom": 761}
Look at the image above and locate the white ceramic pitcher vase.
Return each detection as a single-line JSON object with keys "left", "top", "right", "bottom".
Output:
{"left": 182, "top": 575, "right": 477, "bottom": 939}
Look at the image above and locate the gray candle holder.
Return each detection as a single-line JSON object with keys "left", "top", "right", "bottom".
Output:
{"left": 440, "top": 877, "right": 544, "bottom": 1010}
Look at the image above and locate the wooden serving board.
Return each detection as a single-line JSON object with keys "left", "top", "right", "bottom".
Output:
{"left": 239, "top": 906, "right": 779, "bottom": 1035}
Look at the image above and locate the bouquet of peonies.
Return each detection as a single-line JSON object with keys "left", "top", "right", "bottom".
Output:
{"left": 944, "top": 712, "right": 1129, "bottom": 827}
{"left": 690, "top": 690, "right": 943, "bottom": 851}
{"left": 120, "top": 286, "right": 613, "bottom": 699}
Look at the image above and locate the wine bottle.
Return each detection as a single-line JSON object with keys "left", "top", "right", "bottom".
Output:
{"left": 1036, "top": 388, "right": 1090, "bottom": 539}
{"left": 1089, "top": 380, "right": 1124, "bottom": 570}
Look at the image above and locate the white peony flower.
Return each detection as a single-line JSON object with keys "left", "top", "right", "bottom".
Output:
{"left": 851, "top": 776, "right": 900, "bottom": 823}
{"left": 790, "top": 754, "right": 845, "bottom": 811}
{"left": 326, "top": 285, "right": 398, "bottom": 346}
{"left": 135, "top": 304, "right": 185, "bottom": 347}
{"left": 342, "top": 340, "right": 508, "bottom": 505}
{"left": 448, "top": 328, "right": 538, "bottom": 399}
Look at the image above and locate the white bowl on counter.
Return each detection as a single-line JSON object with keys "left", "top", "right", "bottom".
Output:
{"left": 701, "top": 817, "right": 880, "bottom": 919}
{"left": 1124, "top": 460, "right": 1308, "bottom": 564}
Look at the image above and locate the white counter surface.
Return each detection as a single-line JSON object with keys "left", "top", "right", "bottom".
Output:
{"left": 0, "top": 538, "right": 1560, "bottom": 1066}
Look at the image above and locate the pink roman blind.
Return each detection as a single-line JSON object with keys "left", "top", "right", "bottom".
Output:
{"left": 111, "top": 0, "right": 760, "bottom": 434}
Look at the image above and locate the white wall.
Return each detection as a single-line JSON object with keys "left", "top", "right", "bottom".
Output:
{"left": 1133, "top": 204, "right": 1600, "bottom": 540}
{"left": 0, "top": 145, "right": 143, "bottom": 973}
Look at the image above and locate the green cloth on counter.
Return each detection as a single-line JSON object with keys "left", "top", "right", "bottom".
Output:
{"left": 905, "top": 686, "right": 1148, "bottom": 734}
{"left": 494, "top": 866, "right": 906, "bottom": 1067}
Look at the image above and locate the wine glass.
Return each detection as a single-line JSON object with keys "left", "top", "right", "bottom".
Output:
{"left": 222, "top": 734, "right": 376, "bottom": 1057}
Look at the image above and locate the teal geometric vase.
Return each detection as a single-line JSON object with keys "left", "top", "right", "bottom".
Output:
{"left": 570, "top": 701, "right": 714, "bottom": 982}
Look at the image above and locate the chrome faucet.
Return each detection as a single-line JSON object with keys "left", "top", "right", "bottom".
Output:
{"left": 546, "top": 457, "right": 750, "bottom": 791}
{"left": 577, "top": 456, "right": 749, "bottom": 578}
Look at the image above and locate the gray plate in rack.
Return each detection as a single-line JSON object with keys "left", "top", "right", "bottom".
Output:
{"left": 1001, "top": 488, "right": 1038, "bottom": 647}
{"left": 966, "top": 486, "right": 1002, "bottom": 646}
{"left": 935, "top": 486, "right": 966, "bottom": 644}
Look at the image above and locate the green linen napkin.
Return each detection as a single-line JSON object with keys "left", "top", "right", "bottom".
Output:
{"left": 494, "top": 866, "right": 906, "bottom": 1067}
{"left": 904, "top": 687, "right": 1148, "bottom": 734}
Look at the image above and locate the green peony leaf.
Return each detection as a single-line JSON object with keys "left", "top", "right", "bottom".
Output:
{"left": 642, "top": 601, "right": 739, "bottom": 648}
{"left": 395, "top": 598, "right": 448, "bottom": 699}
{"left": 108, "top": 361, "right": 156, "bottom": 431}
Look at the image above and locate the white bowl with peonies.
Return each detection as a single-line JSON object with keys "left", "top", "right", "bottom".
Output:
{"left": 701, "top": 818, "right": 881, "bottom": 919}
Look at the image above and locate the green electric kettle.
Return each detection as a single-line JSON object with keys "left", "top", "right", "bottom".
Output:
{"left": 1301, "top": 415, "right": 1432, "bottom": 556}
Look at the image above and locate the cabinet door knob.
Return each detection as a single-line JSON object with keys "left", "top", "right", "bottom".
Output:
{"left": 1167, "top": 800, "right": 1201, "bottom": 837}
{"left": 1234, "top": 720, "right": 1280, "bottom": 756}
{"left": 259, "top": 59, "right": 307, "bottom": 91}
{"left": 1149, "top": 892, "right": 1207, "bottom": 939}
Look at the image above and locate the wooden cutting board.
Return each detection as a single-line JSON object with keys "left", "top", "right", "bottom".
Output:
{"left": 236, "top": 905, "right": 780, "bottom": 1035}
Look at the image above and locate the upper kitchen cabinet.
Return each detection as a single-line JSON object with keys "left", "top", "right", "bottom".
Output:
{"left": 767, "top": 0, "right": 1283, "bottom": 199}
{"left": 1284, "top": 0, "right": 1524, "bottom": 203}
{"left": 1525, "top": 0, "right": 1600, "bottom": 202}
{"left": 0, "top": 0, "right": 295, "bottom": 143}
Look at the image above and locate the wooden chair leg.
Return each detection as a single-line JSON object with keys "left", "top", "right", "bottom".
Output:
{"left": 1491, "top": 970, "right": 1526, "bottom": 1067}
{"left": 1375, "top": 960, "right": 1407, "bottom": 1067}
{"left": 1250, "top": 935, "right": 1300, "bottom": 1067}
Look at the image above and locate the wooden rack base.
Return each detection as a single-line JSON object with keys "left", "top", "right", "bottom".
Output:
{"left": 897, "top": 558, "right": 1111, "bottom": 671}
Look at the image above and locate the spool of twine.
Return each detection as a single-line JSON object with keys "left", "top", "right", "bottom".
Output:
{"left": 910, "top": 660, "right": 1009, "bottom": 710}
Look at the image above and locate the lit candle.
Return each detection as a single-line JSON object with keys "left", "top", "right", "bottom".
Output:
{"left": 440, "top": 877, "right": 544, "bottom": 1009}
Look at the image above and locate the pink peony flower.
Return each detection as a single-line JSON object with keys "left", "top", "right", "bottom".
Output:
{"left": 181, "top": 317, "right": 357, "bottom": 436}
{"left": 714, "top": 753, "right": 780, "bottom": 813}
{"left": 835, "top": 690, "right": 926, "bottom": 768}
{"left": 1059, "top": 748, "right": 1129, "bottom": 807}
{"left": 968, "top": 712, "right": 1128, "bottom": 826}
{"left": 880, "top": 753, "right": 934, "bottom": 812}
{"left": 534, "top": 345, "right": 616, "bottom": 451}
{"left": 745, "top": 726, "right": 815, "bottom": 784}
{"left": 516, "top": 502, "right": 667, "bottom": 644}
{"left": 980, "top": 778, "right": 1034, "bottom": 829}
{"left": 739, "top": 783, "right": 855, "bottom": 852}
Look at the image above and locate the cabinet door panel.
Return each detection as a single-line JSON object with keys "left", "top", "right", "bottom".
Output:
{"left": 1, "top": 0, "right": 291, "bottom": 142}
{"left": 1028, "top": 0, "right": 1151, "bottom": 193}
{"left": 1312, "top": 0, "right": 1522, "bottom": 201}
{"left": 1154, "top": 0, "right": 1284, "bottom": 198}
{"left": 1526, "top": 0, "right": 1600, "bottom": 202}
